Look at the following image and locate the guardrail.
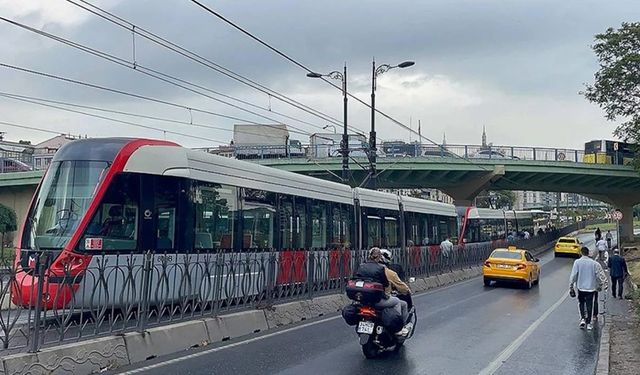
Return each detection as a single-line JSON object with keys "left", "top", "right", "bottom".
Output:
{"left": 223, "top": 143, "right": 587, "bottom": 163}
{"left": 0, "top": 221, "right": 593, "bottom": 353}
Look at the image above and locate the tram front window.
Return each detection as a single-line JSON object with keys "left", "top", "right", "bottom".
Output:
{"left": 22, "top": 160, "right": 109, "bottom": 250}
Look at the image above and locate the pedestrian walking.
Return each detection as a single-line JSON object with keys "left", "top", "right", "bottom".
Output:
{"left": 595, "top": 227, "right": 602, "bottom": 242}
{"left": 607, "top": 247, "right": 629, "bottom": 299}
{"left": 440, "top": 237, "right": 453, "bottom": 269}
{"left": 605, "top": 230, "right": 613, "bottom": 250}
{"left": 569, "top": 247, "right": 607, "bottom": 330}
{"left": 595, "top": 237, "right": 608, "bottom": 263}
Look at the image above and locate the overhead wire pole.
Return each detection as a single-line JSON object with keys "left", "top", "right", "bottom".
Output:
{"left": 307, "top": 65, "right": 349, "bottom": 184}
{"left": 187, "top": 0, "right": 534, "bottom": 195}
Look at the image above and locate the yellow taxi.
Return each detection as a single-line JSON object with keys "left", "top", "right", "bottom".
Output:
{"left": 483, "top": 246, "right": 540, "bottom": 289}
{"left": 554, "top": 237, "right": 581, "bottom": 258}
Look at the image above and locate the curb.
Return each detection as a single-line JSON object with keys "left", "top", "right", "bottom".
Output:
{"left": 1, "top": 240, "right": 564, "bottom": 375}
{"left": 595, "top": 315, "right": 610, "bottom": 375}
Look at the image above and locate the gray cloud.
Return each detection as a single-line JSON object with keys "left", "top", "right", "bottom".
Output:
{"left": 0, "top": 0, "right": 638, "bottom": 149}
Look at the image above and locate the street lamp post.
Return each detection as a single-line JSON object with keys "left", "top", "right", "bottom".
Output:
{"left": 323, "top": 124, "right": 337, "bottom": 134}
{"left": 307, "top": 64, "right": 349, "bottom": 184}
{"left": 369, "top": 59, "right": 415, "bottom": 189}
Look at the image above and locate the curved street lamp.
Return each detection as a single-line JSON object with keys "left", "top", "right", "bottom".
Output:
{"left": 369, "top": 60, "right": 415, "bottom": 189}
{"left": 307, "top": 64, "right": 349, "bottom": 184}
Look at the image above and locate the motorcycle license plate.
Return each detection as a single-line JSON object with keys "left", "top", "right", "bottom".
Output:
{"left": 357, "top": 321, "right": 375, "bottom": 334}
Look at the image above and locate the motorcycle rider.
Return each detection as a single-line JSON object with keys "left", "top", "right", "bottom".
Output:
{"left": 354, "top": 248, "right": 411, "bottom": 336}
{"left": 380, "top": 249, "right": 413, "bottom": 310}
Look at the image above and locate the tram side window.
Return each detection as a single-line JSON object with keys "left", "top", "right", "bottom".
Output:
{"left": 81, "top": 173, "right": 139, "bottom": 251}
{"left": 242, "top": 188, "right": 276, "bottom": 249}
{"left": 155, "top": 177, "right": 180, "bottom": 250}
{"left": 311, "top": 201, "right": 327, "bottom": 249}
{"left": 367, "top": 216, "right": 381, "bottom": 248}
{"left": 384, "top": 217, "right": 398, "bottom": 248}
{"left": 190, "top": 181, "right": 236, "bottom": 250}
{"left": 331, "top": 204, "right": 353, "bottom": 249}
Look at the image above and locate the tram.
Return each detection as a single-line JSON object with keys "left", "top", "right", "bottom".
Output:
{"left": 12, "top": 138, "right": 538, "bottom": 309}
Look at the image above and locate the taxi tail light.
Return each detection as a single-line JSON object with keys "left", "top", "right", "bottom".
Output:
{"left": 516, "top": 263, "right": 527, "bottom": 270}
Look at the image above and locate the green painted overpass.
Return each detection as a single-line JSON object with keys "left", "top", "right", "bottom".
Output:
{"left": 2, "top": 157, "right": 640, "bottom": 239}
{"left": 256, "top": 157, "right": 640, "bottom": 198}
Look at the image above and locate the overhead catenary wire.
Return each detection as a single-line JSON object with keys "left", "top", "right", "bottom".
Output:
{"left": 0, "top": 120, "right": 68, "bottom": 136}
{"left": 65, "top": 0, "right": 369, "bottom": 138}
{"left": 0, "top": 16, "right": 318, "bottom": 139}
{"left": 0, "top": 62, "right": 315, "bottom": 140}
{"left": 188, "top": 0, "right": 505, "bottom": 176}
{"left": 0, "top": 91, "right": 300, "bottom": 141}
{"left": 0, "top": 93, "right": 227, "bottom": 144}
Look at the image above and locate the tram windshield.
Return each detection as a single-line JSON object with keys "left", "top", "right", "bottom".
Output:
{"left": 22, "top": 160, "right": 109, "bottom": 250}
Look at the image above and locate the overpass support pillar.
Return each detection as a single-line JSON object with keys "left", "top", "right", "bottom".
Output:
{"left": 586, "top": 193, "right": 640, "bottom": 242}
{"left": 442, "top": 166, "right": 505, "bottom": 207}
{"left": 617, "top": 205, "right": 635, "bottom": 242}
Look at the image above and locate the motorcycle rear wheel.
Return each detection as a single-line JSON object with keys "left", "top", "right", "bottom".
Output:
{"left": 362, "top": 341, "right": 378, "bottom": 359}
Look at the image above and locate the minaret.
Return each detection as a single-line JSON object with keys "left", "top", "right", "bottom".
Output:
{"left": 442, "top": 132, "right": 447, "bottom": 147}
{"left": 482, "top": 125, "right": 487, "bottom": 147}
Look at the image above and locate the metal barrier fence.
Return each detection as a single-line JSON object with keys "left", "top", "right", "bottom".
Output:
{"left": 226, "top": 143, "right": 587, "bottom": 163}
{"left": 0, "top": 221, "right": 592, "bottom": 353}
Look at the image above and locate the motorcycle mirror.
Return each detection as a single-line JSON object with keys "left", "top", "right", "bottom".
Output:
{"left": 408, "top": 277, "right": 416, "bottom": 283}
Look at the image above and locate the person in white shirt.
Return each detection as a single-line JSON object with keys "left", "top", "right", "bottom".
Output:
{"left": 440, "top": 238, "right": 454, "bottom": 268}
{"left": 605, "top": 230, "right": 613, "bottom": 249}
{"left": 570, "top": 247, "right": 607, "bottom": 330}
{"left": 595, "top": 238, "right": 608, "bottom": 262}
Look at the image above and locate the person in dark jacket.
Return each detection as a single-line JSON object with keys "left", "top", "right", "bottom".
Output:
{"left": 354, "top": 248, "right": 389, "bottom": 288}
{"left": 607, "top": 247, "right": 629, "bottom": 299}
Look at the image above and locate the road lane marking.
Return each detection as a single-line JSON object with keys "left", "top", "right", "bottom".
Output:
{"left": 119, "top": 243, "right": 564, "bottom": 374}
{"left": 117, "top": 315, "right": 343, "bottom": 374}
{"left": 477, "top": 292, "right": 569, "bottom": 375}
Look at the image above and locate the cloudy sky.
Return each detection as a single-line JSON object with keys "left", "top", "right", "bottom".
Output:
{"left": 0, "top": 0, "right": 638, "bottom": 149}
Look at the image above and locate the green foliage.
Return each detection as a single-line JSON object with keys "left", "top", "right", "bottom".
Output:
{"left": 0, "top": 204, "right": 17, "bottom": 235}
{"left": 583, "top": 22, "right": 640, "bottom": 152}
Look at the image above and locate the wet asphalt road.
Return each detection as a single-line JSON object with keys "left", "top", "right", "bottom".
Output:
{"left": 114, "top": 233, "right": 604, "bottom": 375}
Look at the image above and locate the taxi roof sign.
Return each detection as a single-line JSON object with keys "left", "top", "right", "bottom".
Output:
{"left": 508, "top": 246, "right": 517, "bottom": 251}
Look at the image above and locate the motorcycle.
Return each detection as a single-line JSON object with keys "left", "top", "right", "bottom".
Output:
{"left": 344, "top": 279, "right": 417, "bottom": 359}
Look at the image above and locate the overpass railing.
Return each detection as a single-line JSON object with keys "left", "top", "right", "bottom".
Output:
{"left": 226, "top": 143, "right": 587, "bottom": 163}
{"left": 0, "top": 220, "right": 595, "bottom": 353}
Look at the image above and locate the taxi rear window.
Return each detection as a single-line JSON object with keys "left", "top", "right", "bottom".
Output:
{"left": 490, "top": 251, "right": 523, "bottom": 260}
{"left": 558, "top": 239, "right": 576, "bottom": 244}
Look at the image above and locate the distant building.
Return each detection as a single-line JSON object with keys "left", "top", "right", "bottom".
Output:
{"left": 515, "top": 190, "right": 607, "bottom": 210}
{"left": 309, "top": 133, "right": 367, "bottom": 158}
{"left": 380, "top": 188, "right": 454, "bottom": 204}
{"left": 0, "top": 134, "right": 81, "bottom": 172}
{"left": 194, "top": 145, "right": 234, "bottom": 158}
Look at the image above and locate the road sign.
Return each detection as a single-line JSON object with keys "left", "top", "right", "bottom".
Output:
{"left": 614, "top": 142, "right": 619, "bottom": 151}
{"left": 612, "top": 210, "right": 623, "bottom": 221}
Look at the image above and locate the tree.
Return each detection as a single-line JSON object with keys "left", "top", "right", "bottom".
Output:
{"left": 583, "top": 22, "right": 640, "bottom": 164}
{"left": 0, "top": 204, "right": 17, "bottom": 251}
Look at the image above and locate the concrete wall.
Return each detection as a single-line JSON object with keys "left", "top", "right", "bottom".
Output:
{"left": 0, "top": 185, "right": 36, "bottom": 246}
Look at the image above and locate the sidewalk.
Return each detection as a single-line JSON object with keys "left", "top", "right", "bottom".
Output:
{"left": 607, "top": 291, "right": 640, "bottom": 374}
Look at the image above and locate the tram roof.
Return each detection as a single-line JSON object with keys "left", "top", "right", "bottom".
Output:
{"left": 123, "top": 145, "right": 354, "bottom": 204}
{"left": 400, "top": 196, "right": 456, "bottom": 217}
